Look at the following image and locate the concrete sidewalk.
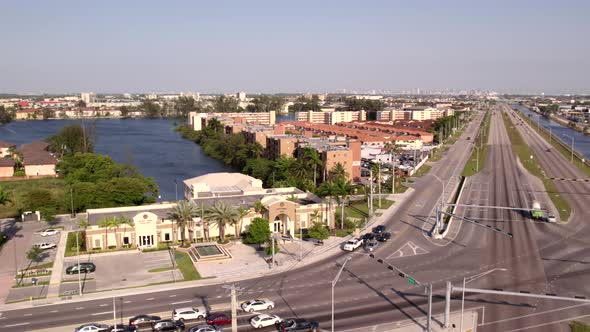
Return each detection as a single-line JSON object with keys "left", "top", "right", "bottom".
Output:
{"left": 45, "top": 231, "right": 68, "bottom": 299}
{"left": 342, "top": 309, "right": 479, "bottom": 332}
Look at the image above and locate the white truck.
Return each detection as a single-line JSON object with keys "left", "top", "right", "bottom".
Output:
{"left": 343, "top": 238, "right": 364, "bottom": 251}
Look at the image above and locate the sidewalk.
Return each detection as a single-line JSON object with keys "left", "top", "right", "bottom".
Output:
{"left": 45, "top": 231, "right": 68, "bottom": 299}
{"left": 342, "top": 309, "right": 479, "bottom": 332}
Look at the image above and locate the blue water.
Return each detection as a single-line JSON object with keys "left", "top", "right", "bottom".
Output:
{"left": 0, "top": 118, "right": 232, "bottom": 200}
{"left": 513, "top": 105, "right": 590, "bottom": 160}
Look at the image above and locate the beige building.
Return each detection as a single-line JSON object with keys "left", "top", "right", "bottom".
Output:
{"left": 188, "top": 111, "right": 276, "bottom": 131}
{"left": 295, "top": 110, "right": 366, "bottom": 125}
{"left": 0, "top": 140, "right": 15, "bottom": 157}
{"left": 0, "top": 158, "right": 15, "bottom": 177}
{"left": 84, "top": 173, "right": 335, "bottom": 250}
{"left": 265, "top": 135, "right": 299, "bottom": 160}
{"left": 17, "top": 142, "right": 57, "bottom": 176}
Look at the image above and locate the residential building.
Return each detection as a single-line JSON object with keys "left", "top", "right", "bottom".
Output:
{"left": 17, "top": 141, "right": 58, "bottom": 176}
{"left": 81, "top": 92, "right": 96, "bottom": 105}
{"left": 242, "top": 125, "right": 285, "bottom": 149}
{"left": 83, "top": 173, "right": 334, "bottom": 249}
{"left": 295, "top": 110, "right": 366, "bottom": 125}
{"left": 296, "top": 137, "right": 361, "bottom": 182}
{"left": 188, "top": 111, "right": 276, "bottom": 131}
{"left": 265, "top": 135, "right": 299, "bottom": 160}
{"left": 0, "top": 158, "right": 15, "bottom": 177}
{"left": 0, "top": 140, "right": 15, "bottom": 157}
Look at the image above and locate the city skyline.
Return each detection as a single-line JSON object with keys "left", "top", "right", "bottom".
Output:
{"left": 1, "top": 0, "right": 589, "bottom": 95}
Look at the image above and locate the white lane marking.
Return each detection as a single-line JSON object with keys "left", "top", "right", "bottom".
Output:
{"left": 76, "top": 307, "right": 84, "bottom": 310}
{"left": 171, "top": 300, "right": 192, "bottom": 305}
{"left": 146, "top": 297, "right": 154, "bottom": 301}
{"left": 169, "top": 294, "right": 176, "bottom": 298}
{"left": 124, "top": 301, "right": 132, "bottom": 304}
{"left": 23, "top": 313, "right": 32, "bottom": 317}
{"left": 50, "top": 310, "right": 58, "bottom": 313}
{"left": 99, "top": 304, "right": 108, "bottom": 307}
{"left": 92, "top": 311, "right": 113, "bottom": 316}
{"left": 3, "top": 322, "right": 30, "bottom": 327}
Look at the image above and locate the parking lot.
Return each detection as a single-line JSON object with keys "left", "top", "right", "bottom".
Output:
{"left": 60, "top": 250, "right": 182, "bottom": 295}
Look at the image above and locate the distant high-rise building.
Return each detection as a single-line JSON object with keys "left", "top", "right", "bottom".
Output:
{"left": 80, "top": 92, "right": 96, "bottom": 105}
{"left": 237, "top": 91, "right": 246, "bottom": 101}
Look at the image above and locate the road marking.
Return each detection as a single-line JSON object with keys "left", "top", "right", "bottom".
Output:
{"left": 171, "top": 300, "right": 192, "bottom": 305}
{"left": 169, "top": 295, "right": 176, "bottom": 298}
{"left": 3, "top": 323, "right": 30, "bottom": 327}
{"left": 50, "top": 310, "right": 58, "bottom": 313}
{"left": 99, "top": 304, "right": 108, "bottom": 307}
{"left": 76, "top": 307, "right": 84, "bottom": 310}
{"left": 504, "top": 312, "right": 590, "bottom": 332}
{"left": 146, "top": 297, "right": 154, "bottom": 301}
{"left": 481, "top": 302, "right": 590, "bottom": 326}
{"left": 91, "top": 311, "right": 112, "bottom": 316}
{"left": 123, "top": 300, "right": 132, "bottom": 304}
{"left": 23, "top": 313, "right": 32, "bottom": 317}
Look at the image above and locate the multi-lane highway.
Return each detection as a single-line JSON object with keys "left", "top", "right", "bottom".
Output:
{"left": 1, "top": 106, "right": 589, "bottom": 332}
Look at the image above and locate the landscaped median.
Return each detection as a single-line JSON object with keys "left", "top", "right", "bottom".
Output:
{"left": 462, "top": 110, "right": 491, "bottom": 176}
{"left": 502, "top": 111, "right": 571, "bottom": 221}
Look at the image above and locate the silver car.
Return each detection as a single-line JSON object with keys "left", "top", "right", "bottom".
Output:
{"left": 364, "top": 241, "right": 379, "bottom": 252}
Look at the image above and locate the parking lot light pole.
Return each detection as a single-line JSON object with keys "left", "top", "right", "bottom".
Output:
{"left": 460, "top": 268, "right": 507, "bottom": 332}
{"left": 76, "top": 229, "right": 82, "bottom": 296}
{"left": 332, "top": 257, "right": 351, "bottom": 332}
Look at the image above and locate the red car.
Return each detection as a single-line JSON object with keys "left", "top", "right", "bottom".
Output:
{"left": 206, "top": 313, "right": 231, "bottom": 326}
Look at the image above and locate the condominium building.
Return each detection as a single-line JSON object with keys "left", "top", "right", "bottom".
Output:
{"left": 80, "top": 92, "right": 96, "bottom": 104}
{"left": 296, "top": 137, "right": 361, "bottom": 182}
{"left": 295, "top": 110, "right": 366, "bottom": 125}
{"left": 188, "top": 111, "right": 276, "bottom": 131}
{"left": 265, "top": 135, "right": 299, "bottom": 160}
{"left": 377, "top": 107, "right": 454, "bottom": 121}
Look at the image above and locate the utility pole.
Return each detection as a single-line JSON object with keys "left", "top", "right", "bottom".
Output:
{"left": 112, "top": 295, "right": 117, "bottom": 329}
{"left": 70, "top": 186, "right": 75, "bottom": 218}
{"left": 426, "top": 284, "right": 433, "bottom": 332}
{"left": 271, "top": 235, "right": 275, "bottom": 269}
{"left": 391, "top": 152, "right": 395, "bottom": 194}
{"left": 76, "top": 229, "right": 82, "bottom": 296}
{"left": 377, "top": 163, "right": 381, "bottom": 209}
{"left": 444, "top": 281, "right": 451, "bottom": 328}
{"left": 222, "top": 284, "right": 243, "bottom": 332}
{"left": 174, "top": 179, "right": 178, "bottom": 201}
{"left": 332, "top": 257, "right": 351, "bottom": 332}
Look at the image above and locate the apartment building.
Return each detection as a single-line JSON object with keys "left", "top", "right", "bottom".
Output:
{"left": 265, "top": 135, "right": 299, "bottom": 160}
{"left": 188, "top": 111, "right": 276, "bottom": 131}
{"left": 377, "top": 107, "right": 454, "bottom": 121}
{"left": 295, "top": 110, "right": 366, "bottom": 125}
{"left": 242, "top": 125, "right": 285, "bottom": 149}
{"left": 296, "top": 137, "right": 361, "bottom": 182}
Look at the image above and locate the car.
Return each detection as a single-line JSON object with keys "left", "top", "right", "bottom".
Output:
{"left": 74, "top": 323, "right": 110, "bottom": 332}
{"left": 241, "top": 298, "right": 275, "bottom": 312}
{"left": 206, "top": 313, "right": 231, "bottom": 326}
{"left": 342, "top": 238, "right": 364, "bottom": 251}
{"left": 34, "top": 242, "right": 57, "bottom": 250}
{"left": 547, "top": 215, "right": 557, "bottom": 223}
{"left": 172, "top": 306, "right": 207, "bottom": 321}
{"left": 372, "top": 225, "right": 386, "bottom": 234}
{"left": 376, "top": 232, "right": 391, "bottom": 242}
{"left": 364, "top": 241, "right": 379, "bottom": 252}
{"left": 275, "top": 318, "right": 319, "bottom": 332}
{"left": 128, "top": 315, "right": 161, "bottom": 327}
{"left": 152, "top": 319, "right": 184, "bottom": 332}
{"left": 466, "top": 137, "right": 471, "bottom": 140}
{"left": 40, "top": 229, "right": 59, "bottom": 237}
{"left": 188, "top": 325, "right": 221, "bottom": 332}
{"left": 250, "top": 313, "right": 281, "bottom": 329}
{"left": 109, "top": 324, "right": 135, "bottom": 332}
{"left": 361, "top": 233, "right": 375, "bottom": 242}
{"left": 66, "top": 262, "right": 96, "bottom": 275}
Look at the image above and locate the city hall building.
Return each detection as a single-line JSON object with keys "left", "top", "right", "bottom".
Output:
{"left": 84, "top": 173, "right": 334, "bottom": 250}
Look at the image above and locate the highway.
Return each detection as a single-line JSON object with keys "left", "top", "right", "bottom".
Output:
{"left": 1, "top": 106, "right": 590, "bottom": 332}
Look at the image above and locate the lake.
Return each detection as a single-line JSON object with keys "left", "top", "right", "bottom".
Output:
{"left": 0, "top": 113, "right": 295, "bottom": 201}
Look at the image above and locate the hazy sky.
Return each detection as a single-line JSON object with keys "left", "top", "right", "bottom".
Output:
{"left": 1, "top": 0, "right": 589, "bottom": 94}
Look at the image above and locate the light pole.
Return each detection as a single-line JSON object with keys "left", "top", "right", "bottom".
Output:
{"left": 471, "top": 143, "right": 480, "bottom": 172}
{"left": 76, "top": 228, "right": 82, "bottom": 295}
{"left": 174, "top": 179, "right": 178, "bottom": 202}
{"left": 563, "top": 134, "right": 574, "bottom": 163}
{"left": 460, "top": 268, "right": 507, "bottom": 332}
{"left": 431, "top": 174, "right": 445, "bottom": 212}
{"left": 332, "top": 257, "right": 351, "bottom": 332}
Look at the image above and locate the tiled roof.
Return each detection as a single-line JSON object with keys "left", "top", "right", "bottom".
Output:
{"left": 0, "top": 158, "right": 15, "bottom": 167}
{"left": 0, "top": 140, "right": 16, "bottom": 148}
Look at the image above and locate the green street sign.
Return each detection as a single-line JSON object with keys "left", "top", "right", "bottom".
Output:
{"left": 407, "top": 277, "right": 416, "bottom": 285}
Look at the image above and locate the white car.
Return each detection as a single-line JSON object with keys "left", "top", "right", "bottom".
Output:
{"left": 35, "top": 242, "right": 56, "bottom": 250}
{"left": 74, "top": 323, "right": 110, "bottom": 332}
{"left": 343, "top": 238, "right": 363, "bottom": 251}
{"left": 250, "top": 313, "right": 281, "bottom": 329}
{"left": 40, "top": 229, "right": 59, "bottom": 237}
{"left": 547, "top": 215, "right": 557, "bottom": 223}
{"left": 241, "top": 299, "right": 275, "bottom": 312}
{"left": 172, "top": 306, "right": 207, "bottom": 321}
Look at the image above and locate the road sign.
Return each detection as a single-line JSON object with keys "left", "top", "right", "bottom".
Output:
{"left": 407, "top": 277, "right": 416, "bottom": 285}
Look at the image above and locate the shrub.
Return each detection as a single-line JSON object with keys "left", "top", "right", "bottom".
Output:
{"left": 265, "top": 241, "right": 280, "bottom": 256}
{"left": 13, "top": 170, "right": 25, "bottom": 177}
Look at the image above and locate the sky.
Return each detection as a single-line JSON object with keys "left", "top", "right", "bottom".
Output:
{"left": 1, "top": 0, "right": 589, "bottom": 95}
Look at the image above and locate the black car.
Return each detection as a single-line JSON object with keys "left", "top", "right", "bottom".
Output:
{"left": 376, "top": 232, "right": 391, "bottom": 242}
{"left": 128, "top": 315, "right": 161, "bottom": 327}
{"left": 276, "top": 318, "right": 319, "bottom": 332}
{"left": 372, "top": 225, "right": 386, "bottom": 234}
{"left": 361, "top": 233, "right": 375, "bottom": 241}
{"left": 152, "top": 319, "right": 185, "bottom": 332}
{"left": 109, "top": 324, "right": 136, "bottom": 332}
{"left": 66, "top": 262, "right": 96, "bottom": 275}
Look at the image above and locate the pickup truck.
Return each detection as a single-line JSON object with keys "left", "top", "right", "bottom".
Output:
{"left": 342, "top": 238, "right": 364, "bottom": 251}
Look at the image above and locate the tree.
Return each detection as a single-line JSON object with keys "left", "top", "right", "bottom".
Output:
{"left": 385, "top": 142, "right": 402, "bottom": 194}
{"left": 119, "top": 106, "right": 130, "bottom": 118}
{"left": 329, "top": 162, "right": 348, "bottom": 182}
{"left": 140, "top": 100, "right": 162, "bottom": 118}
{"left": 204, "top": 201, "right": 238, "bottom": 242}
{"left": 0, "top": 105, "right": 15, "bottom": 124}
{"left": 333, "top": 178, "right": 354, "bottom": 229}
{"left": 0, "top": 186, "right": 11, "bottom": 206}
{"left": 42, "top": 108, "right": 53, "bottom": 120}
{"left": 235, "top": 206, "right": 250, "bottom": 237}
{"left": 47, "top": 124, "right": 94, "bottom": 157}
{"left": 19, "top": 246, "right": 43, "bottom": 285}
{"left": 119, "top": 216, "right": 133, "bottom": 247}
{"left": 303, "top": 147, "right": 323, "bottom": 186}
{"left": 253, "top": 200, "right": 265, "bottom": 214}
{"left": 97, "top": 217, "right": 115, "bottom": 248}
{"left": 213, "top": 96, "right": 239, "bottom": 113}
{"left": 308, "top": 222, "right": 329, "bottom": 240}
{"left": 175, "top": 96, "right": 202, "bottom": 118}
{"left": 168, "top": 200, "right": 200, "bottom": 244}
{"left": 245, "top": 217, "right": 271, "bottom": 248}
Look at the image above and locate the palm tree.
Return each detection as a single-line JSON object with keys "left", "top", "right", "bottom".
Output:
{"left": 235, "top": 206, "right": 250, "bottom": 238}
{"left": 0, "top": 186, "right": 11, "bottom": 206}
{"left": 333, "top": 179, "right": 354, "bottom": 229}
{"left": 18, "top": 246, "right": 43, "bottom": 286}
{"left": 248, "top": 142, "right": 264, "bottom": 159}
{"left": 97, "top": 217, "right": 112, "bottom": 249}
{"left": 329, "top": 162, "right": 348, "bottom": 182}
{"left": 303, "top": 147, "right": 323, "bottom": 186}
{"left": 204, "top": 201, "right": 238, "bottom": 242}
{"left": 290, "top": 159, "right": 309, "bottom": 180}
{"left": 385, "top": 142, "right": 402, "bottom": 194}
{"left": 253, "top": 200, "right": 265, "bottom": 214}
{"left": 168, "top": 200, "right": 200, "bottom": 245}
{"left": 119, "top": 216, "right": 134, "bottom": 247}
{"left": 371, "top": 163, "right": 383, "bottom": 208}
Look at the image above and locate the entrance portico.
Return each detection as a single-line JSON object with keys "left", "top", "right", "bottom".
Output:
{"left": 263, "top": 197, "right": 297, "bottom": 237}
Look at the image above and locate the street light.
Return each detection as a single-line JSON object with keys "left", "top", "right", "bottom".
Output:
{"left": 460, "top": 268, "right": 507, "bottom": 332}
{"left": 471, "top": 143, "right": 480, "bottom": 172}
{"left": 331, "top": 257, "right": 352, "bottom": 332}
{"left": 563, "top": 134, "right": 574, "bottom": 163}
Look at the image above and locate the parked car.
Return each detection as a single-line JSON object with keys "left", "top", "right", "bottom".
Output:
{"left": 342, "top": 238, "right": 364, "bottom": 252}
{"left": 74, "top": 323, "right": 110, "bottom": 332}
{"left": 547, "top": 215, "right": 557, "bottom": 223}
{"left": 376, "top": 232, "right": 391, "bottom": 242}
{"left": 250, "top": 313, "right": 281, "bottom": 329}
{"left": 372, "top": 225, "right": 386, "bottom": 234}
{"left": 361, "top": 233, "right": 375, "bottom": 242}
{"left": 128, "top": 315, "right": 161, "bottom": 327}
{"left": 152, "top": 319, "right": 184, "bottom": 332}
{"left": 40, "top": 229, "right": 59, "bottom": 237}
{"left": 34, "top": 242, "right": 56, "bottom": 250}
{"left": 364, "top": 241, "right": 379, "bottom": 252}
{"left": 66, "top": 262, "right": 96, "bottom": 275}
{"left": 275, "top": 318, "right": 319, "bottom": 332}
{"left": 172, "top": 306, "right": 207, "bottom": 321}
{"left": 109, "top": 324, "right": 135, "bottom": 332}
{"left": 241, "top": 298, "right": 275, "bottom": 312}
{"left": 188, "top": 325, "right": 221, "bottom": 332}
{"left": 206, "top": 313, "right": 231, "bottom": 326}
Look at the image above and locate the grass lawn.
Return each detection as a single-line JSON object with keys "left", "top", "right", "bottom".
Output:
{"left": 175, "top": 252, "right": 201, "bottom": 281}
{"left": 12, "top": 281, "right": 50, "bottom": 288}
{"left": 413, "top": 164, "right": 432, "bottom": 177}
{"left": 502, "top": 112, "right": 571, "bottom": 221}
{"left": 343, "top": 198, "right": 393, "bottom": 219}
{"left": 463, "top": 111, "right": 491, "bottom": 176}
{"left": 515, "top": 110, "right": 590, "bottom": 178}
{"left": 148, "top": 266, "right": 176, "bottom": 273}
{"left": 570, "top": 321, "right": 590, "bottom": 332}
{"left": 28, "top": 262, "right": 54, "bottom": 270}
{"left": 0, "top": 178, "right": 68, "bottom": 218}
